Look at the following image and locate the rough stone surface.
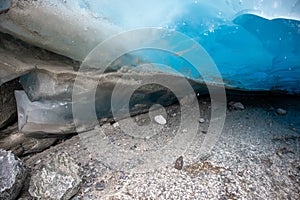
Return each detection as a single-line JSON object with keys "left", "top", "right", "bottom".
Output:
{"left": 0, "top": 79, "right": 21, "bottom": 130}
{"left": 175, "top": 156, "right": 184, "bottom": 170}
{"left": 0, "top": 124, "right": 58, "bottom": 156}
{"left": 0, "top": 149, "right": 27, "bottom": 200}
{"left": 19, "top": 95, "right": 300, "bottom": 199}
{"left": 29, "top": 152, "right": 82, "bottom": 200}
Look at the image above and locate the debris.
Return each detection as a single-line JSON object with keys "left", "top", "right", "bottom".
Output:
{"left": 175, "top": 156, "right": 184, "bottom": 170}
{"left": 228, "top": 101, "right": 245, "bottom": 110}
{"left": 112, "top": 122, "right": 119, "bottom": 128}
{"left": 199, "top": 118, "right": 205, "bottom": 123}
{"left": 0, "top": 149, "right": 27, "bottom": 200}
{"left": 95, "top": 180, "right": 105, "bottom": 191}
{"left": 154, "top": 115, "right": 167, "bottom": 125}
{"left": 276, "top": 108, "right": 287, "bottom": 115}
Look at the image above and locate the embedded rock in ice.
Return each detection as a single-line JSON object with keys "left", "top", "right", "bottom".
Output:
{"left": 29, "top": 152, "right": 82, "bottom": 200}
{"left": 0, "top": 149, "right": 27, "bottom": 200}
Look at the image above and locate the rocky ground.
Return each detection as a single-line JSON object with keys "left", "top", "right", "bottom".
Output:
{"left": 13, "top": 94, "right": 300, "bottom": 199}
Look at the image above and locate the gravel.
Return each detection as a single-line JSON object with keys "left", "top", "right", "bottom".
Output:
{"left": 21, "top": 95, "right": 300, "bottom": 199}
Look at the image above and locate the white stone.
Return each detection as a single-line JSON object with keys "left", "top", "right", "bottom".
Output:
{"left": 154, "top": 115, "right": 167, "bottom": 125}
{"left": 276, "top": 108, "right": 287, "bottom": 115}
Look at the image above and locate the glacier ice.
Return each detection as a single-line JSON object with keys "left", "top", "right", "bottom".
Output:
{"left": 0, "top": 0, "right": 298, "bottom": 134}
{"left": 0, "top": 0, "right": 299, "bottom": 93}
{"left": 15, "top": 90, "right": 75, "bottom": 134}
{"left": 17, "top": 67, "right": 205, "bottom": 133}
{"left": 0, "top": 32, "right": 78, "bottom": 85}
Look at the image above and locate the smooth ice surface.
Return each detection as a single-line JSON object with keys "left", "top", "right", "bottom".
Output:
{"left": 15, "top": 90, "right": 75, "bottom": 134}
{"left": 0, "top": 0, "right": 299, "bottom": 93}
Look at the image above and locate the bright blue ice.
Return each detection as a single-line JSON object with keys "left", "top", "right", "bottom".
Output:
{"left": 2, "top": 0, "right": 299, "bottom": 93}
{"left": 79, "top": 0, "right": 300, "bottom": 93}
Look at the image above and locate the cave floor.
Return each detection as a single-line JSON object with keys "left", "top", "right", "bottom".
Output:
{"left": 20, "top": 95, "right": 300, "bottom": 199}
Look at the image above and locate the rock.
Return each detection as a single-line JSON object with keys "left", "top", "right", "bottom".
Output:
{"left": 29, "top": 152, "right": 82, "bottom": 200}
{"left": 112, "top": 122, "right": 119, "bottom": 128}
{"left": 95, "top": 181, "right": 105, "bottom": 191}
{"left": 0, "top": 79, "right": 21, "bottom": 130}
{"left": 229, "top": 101, "right": 245, "bottom": 110}
{"left": 175, "top": 156, "right": 184, "bottom": 170}
{"left": 199, "top": 118, "right": 205, "bottom": 123}
{"left": 0, "top": 125, "right": 58, "bottom": 156}
{"left": 0, "top": 149, "right": 27, "bottom": 200}
{"left": 154, "top": 115, "right": 167, "bottom": 125}
{"left": 276, "top": 108, "right": 287, "bottom": 115}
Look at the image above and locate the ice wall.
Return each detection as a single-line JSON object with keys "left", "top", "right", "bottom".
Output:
{"left": 0, "top": 0, "right": 299, "bottom": 93}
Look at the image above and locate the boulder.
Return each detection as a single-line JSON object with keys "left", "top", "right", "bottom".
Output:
{"left": 29, "top": 152, "right": 82, "bottom": 200}
{"left": 0, "top": 149, "right": 27, "bottom": 200}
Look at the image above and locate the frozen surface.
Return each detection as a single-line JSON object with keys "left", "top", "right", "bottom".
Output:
{"left": 15, "top": 90, "right": 75, "bottom": 134}
{"left": 0, "top": 0, "right": 299, "bottom": 93}
{"left": 0, "top": 0, "right": 10, "bottom": 13}
{"left": 16, "top": 69, "right": 203, "bottom": 133}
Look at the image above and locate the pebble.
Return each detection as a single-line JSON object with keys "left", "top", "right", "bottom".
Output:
{"left": 175, "top": 156, "right": 184, "bottom": 170}
{"left": 276, "top": 108, "right": 287, "bottom": 115}
{"left": 95, "top": 180, "right": 105, "bottom": 191}
{"left": 229, "top": 101, "right": 245, "bottom": 110}
{"left": 199, "top": 118, "right": 205, "bottom": 123}
{"left": 154, "top": 115, "right": 167, "bottom": 125}
{"left": 112, "top": 122, "right": 119, "bottom": 128}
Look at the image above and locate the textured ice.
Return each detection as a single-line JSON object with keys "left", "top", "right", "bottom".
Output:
{"left": 0, "top": 0, "right": 299, "bottom": 93}
{"left": 16, "top": 68, "right": 202, "bottom": 133}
